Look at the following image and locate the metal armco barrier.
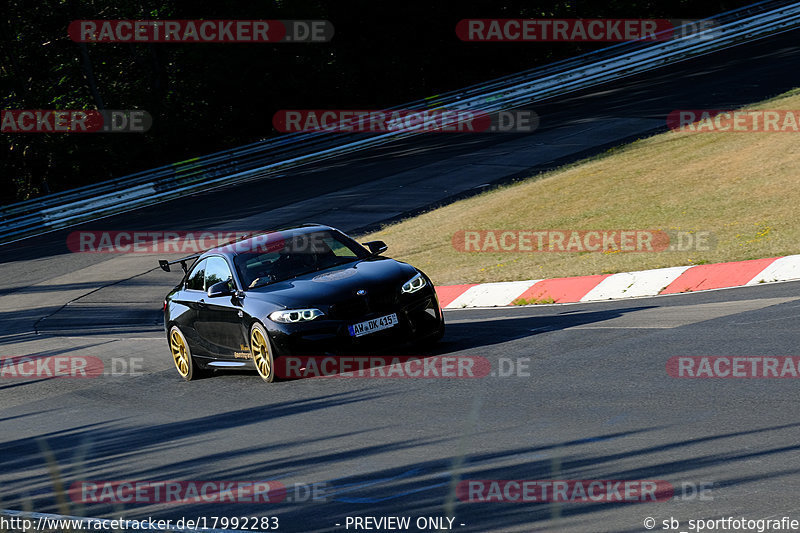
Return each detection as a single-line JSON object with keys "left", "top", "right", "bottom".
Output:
{"left": 2, "top": 0, "right": 799, "bottom": 244}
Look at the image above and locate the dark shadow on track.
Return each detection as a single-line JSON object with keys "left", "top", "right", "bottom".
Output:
{"left": 6, "top": 418, "right": 800, "bottom": 532}
{"left": 441, "top": 305, "right": 657, "bottom": 351}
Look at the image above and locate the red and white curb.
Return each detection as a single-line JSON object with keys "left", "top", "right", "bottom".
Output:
{"left": 435, "top": 255, "right": 800, "bottom": 308}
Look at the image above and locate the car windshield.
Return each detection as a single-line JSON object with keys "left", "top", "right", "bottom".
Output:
{"left": 234, "top": 229, "right": 370, "bottom": 289}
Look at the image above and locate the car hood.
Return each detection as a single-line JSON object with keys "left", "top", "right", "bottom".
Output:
{"left": 244, "top": 257, "right": 418, "bottom": 309}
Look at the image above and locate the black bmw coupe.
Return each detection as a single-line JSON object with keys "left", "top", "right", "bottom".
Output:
{"left": 160, "top": 224, "right": 444, "bottom": 382}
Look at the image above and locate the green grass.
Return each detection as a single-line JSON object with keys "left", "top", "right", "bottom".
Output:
{"left": 360, "top": 88, "right": 800, "bottom": 285}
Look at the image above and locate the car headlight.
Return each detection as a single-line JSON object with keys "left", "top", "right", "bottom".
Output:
{"left": 401, "top": 273, "right": 427, "bottom": 294}
{"left": 269, "top": 308, "right": 324, "bottom": 323}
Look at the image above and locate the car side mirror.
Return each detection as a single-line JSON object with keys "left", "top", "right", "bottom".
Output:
{"left": 362, "top": 240, "right": 388, "bottom": 255}
{"left": 207, "top": 281, "right": 234, "bottom": 298}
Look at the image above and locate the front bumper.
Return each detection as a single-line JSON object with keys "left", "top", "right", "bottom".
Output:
{"left": 266, "top": 291, "right": 443, "bottom": 356}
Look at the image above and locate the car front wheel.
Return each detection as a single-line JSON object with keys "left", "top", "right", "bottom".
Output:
{"left": 250, "top": 322, "right": 276, "bottom": 383}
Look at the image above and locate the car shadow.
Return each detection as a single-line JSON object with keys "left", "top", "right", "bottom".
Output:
{"left": 209, "top": 305, "right": 655, "bottom": 381}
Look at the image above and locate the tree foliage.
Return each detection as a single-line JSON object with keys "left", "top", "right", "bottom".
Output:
{"left": 0, "top": 0, "right": 748, "bottom": 204}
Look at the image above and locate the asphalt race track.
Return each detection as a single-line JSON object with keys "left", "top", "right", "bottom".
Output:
{"left": 2, "top": 29, "right": 800, "bottom": 533}
{"left": 4, "top": 284, "right": 800, "bottom": 532}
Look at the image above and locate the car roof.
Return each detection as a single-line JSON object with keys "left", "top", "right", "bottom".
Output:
{"left": 200, "top": 223, "right": 335, "bottom": 259}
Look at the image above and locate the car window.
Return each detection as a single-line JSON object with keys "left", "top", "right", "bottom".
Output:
{"left": 186, "top": 259, "right": 206, "bottom": 291}
{"left": 323, "top": 236, "right": 358, "bottom": 258}
{"left": 234, "top": 230, "right": 368, "bottom": 289}
{"left": 205, "top": 256, "right": 234, "bottom": 291}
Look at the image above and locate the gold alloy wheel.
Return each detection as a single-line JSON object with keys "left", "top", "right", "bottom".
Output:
{"left": 170, "top": 328, "right": 190, "bottom": 378}
{"left": 250, "top": 326, "right": 273, "bottom": 381}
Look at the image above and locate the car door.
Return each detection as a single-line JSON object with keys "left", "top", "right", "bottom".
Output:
{"left": 171, "top": 258, "right": 208, "bottom": 354}
{"left": 193, "top": 255, "right": 249, "bottom": 359}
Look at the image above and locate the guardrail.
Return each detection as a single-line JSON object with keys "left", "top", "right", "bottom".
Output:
{"left": 2, "top": 0, "right": 799, "bottom": 244}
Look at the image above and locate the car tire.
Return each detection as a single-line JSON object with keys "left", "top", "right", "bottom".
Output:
{"left": 168, "top": 325, "right": 209, "bottom": 381}
{"left": 416, "top": 323, "right": 445, "bottom": 350}
{"left": 250, "top": 322, "right": 276, "bottom": 383}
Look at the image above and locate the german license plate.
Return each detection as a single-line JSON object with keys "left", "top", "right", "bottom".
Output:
{"left": 348, "top": 313, "right": 398, "bottom": 337}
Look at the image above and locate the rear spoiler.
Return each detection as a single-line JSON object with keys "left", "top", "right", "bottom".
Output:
{"left": 158, "top": 254, "right": 201, "bottom": 273}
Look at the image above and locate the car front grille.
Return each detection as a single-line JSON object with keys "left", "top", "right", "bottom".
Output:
{"left": 329, "top": 289, "right": 398, "bottom": 320}
{"left": 368, "top": 287, "right": 397, "bottom": 313}
{"left": 330, "top": 297, "right": 370, "bottom": 320}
